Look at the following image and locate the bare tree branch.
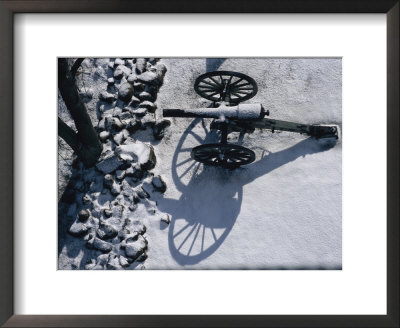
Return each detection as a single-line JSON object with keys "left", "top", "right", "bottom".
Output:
{"left": 58, "top": 58, "right": 102, "bottom": 167}
{"left": 58, "top": 117, "right": 80, "bottom": 154}
{"left": 70, "top": 58, "right": 85, "bottom": 77}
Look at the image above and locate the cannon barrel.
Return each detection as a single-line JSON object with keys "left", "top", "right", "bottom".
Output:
{"left": 163, "top": 103, "right": 265, "bottom": 120}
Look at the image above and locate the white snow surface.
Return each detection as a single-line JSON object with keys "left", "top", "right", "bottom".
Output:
{"left": 59, "top": 58, "right": 342, "bottom": 270}
{"left": 149, "top": 58, "right": 342, "bottom": 269}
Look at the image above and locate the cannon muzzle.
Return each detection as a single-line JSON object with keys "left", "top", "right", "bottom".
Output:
{"left": 163, "top": 103, "right": 265, "bottom": 120}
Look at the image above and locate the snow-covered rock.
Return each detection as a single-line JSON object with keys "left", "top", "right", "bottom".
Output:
{"left": 99, "top": 131, "right": 110, "bottom": 141}
{"left": 115, "top": 142, "right": 156, "bottom": 170}
{"left": 126, "top": 119, "right": 142, "bottom": 133}
{"left": 110, "top": 183, "right": 121, "bottom": 196}
{"left": 140, "top": 113, "right": 156, "bottom": 128}
{"left": 152, "top": 119, "right": 171, "bottom": 140}
{"left": 125, "top": 59, "right": 134, "bottom": 69}
{"left": 104, "top": 208, "right": 112, "bottom": 218}
{"left": 127, "top": 106, "right": 147, "bottom": 116}
{"left": 112, "top": 107, "right": 123, "bottom": 117}
{"left": 82, "top": 194, "right": 92, "bottom": 205}
{"left": 79, "top": 88, "right": 93, "bottom": 100}
{"left": 115, "top": 170, "right": 126, "bottom": 180}
{"left": 106, "top": 254, "right": 121, "bottom": 270}
{"left": 120, "top": 180, "right": 137, "bottom": 201}
{"left": 155, "top": 63, "right": 167, "bottom": 81}
{"left": 127, "top": 74, "right": 137, "bottom": 84}
{"left": 122, "top": 235, "right": 147, "bottom": 260}
{"left": 133, "top": 81, "right": 145, "bottom": 92}
{"left": 137, "top": 71, "right": 158, "bottom": 85}
{"left": 152, "top": 175, "right": 167, "bottom": 193}
{"left": 114, "top": 58, "right": 125, "bottom": 67}
{"left": 118, "top": 82, "right": 134, "bottom": 102}
{"left": 136, "top": 252, "right": 147, "bottom": 262}
{"left": 87, "top": 237, "right": 113, "bottom": 253}
{"left": 103, "top": 174, "right": 114, "bottom": 189}
{"left": 97, "top": 118, "right": 106, "bottom": 130}
{"left": 77, "top": 209, "right": 90, "bottom": 222}
{"left": 113, "top": 129, "right": 129, "bottom": 145}
{"left": 111, "top": 117, "right": 124, "bottom": 130}
{"left": 135, "top": 58, "right": 146, "bottom": 74}
{"left": 148, "top": 58, "right": 158, "bottom": 65}
{"left": 94, "top": 65, "right": 106, "bottom": 79}
{"left": 160, "top": 213, "right": 170, "bottom": 225}
{"left": 113, "top": 65, "right": 131, "bottom": 80}
{"left": 125, "top": 165, "right": 144, "bottom": 181}
{"left": 119, "top": 255, "right": 130, "bottom": 267}
{"left": 96, "top": 154, "right": 124, "bottom": 174}
{"left": 138, "top": 100, "right": 156, "bottom": 113}
{"left": 99, "top": 91, "right": 115, "bottom": 103}
{"left": 136, "top": 187, "right": 150, "bottom": 199}
{"left": 97, "top": 222, "right": 118, "bottom": 240}
{"left": 68, "top": 222, "right": 88, "bottom": 237}
{"left": 138, "top": 91, "right": 154, "bottom": 101}
{"left": 118, "top": 111, "right": 132, "bottom": 121}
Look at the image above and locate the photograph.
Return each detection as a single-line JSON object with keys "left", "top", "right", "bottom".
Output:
{"left": 58, "top": 57, "right": 342, "bottom": 270}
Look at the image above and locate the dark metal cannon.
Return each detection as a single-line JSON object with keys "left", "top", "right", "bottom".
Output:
{"left": 163, "top": 71, "right": 339, "bottom": 169}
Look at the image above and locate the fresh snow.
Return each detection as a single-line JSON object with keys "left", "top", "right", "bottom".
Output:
{"left": 178, "top": 103, "right": 263, "bottom": 120}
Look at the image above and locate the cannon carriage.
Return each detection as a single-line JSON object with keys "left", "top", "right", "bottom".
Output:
{"left": 163, "top": 71, "right": 339, "bottom": 169}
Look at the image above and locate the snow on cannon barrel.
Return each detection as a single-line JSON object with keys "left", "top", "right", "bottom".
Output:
{"left": 163, "top": 103, "right": 266, "bottom": 121}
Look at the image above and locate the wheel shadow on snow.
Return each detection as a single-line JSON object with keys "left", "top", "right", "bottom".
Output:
{"left": 157, "top": 118, "right": 337, "bottom": 266}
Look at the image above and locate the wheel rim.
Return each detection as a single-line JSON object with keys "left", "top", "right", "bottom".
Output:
{"left": 194, "top": 71, "right": 258, "bottom": 103}
{"left": 191, "top": 143, "right": 255, "bottom": 168}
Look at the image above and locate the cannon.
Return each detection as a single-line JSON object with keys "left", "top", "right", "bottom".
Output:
{"left": 163, "top": 71, "right": 339, "bottom": 169}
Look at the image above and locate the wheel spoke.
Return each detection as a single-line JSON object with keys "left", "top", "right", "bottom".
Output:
{"left": 209, "top": 76, "right": 222, "bottom": 87}
{"left": 233, "top": 86, "right": 254, "bottom": 91}
{"left": 197, "top": 153, "right": 218, "bottom": 160}
{"left": 228, "top": 154, "right": 246, "bottom": 161}
{"left": 205, "top": 91, "right": 221, "bottom": 97}
{"left": 198, "top": 85, "right": 216, "bottom": 91}
{"left": 229, "top": 77, "right": 244, "bottom": 87}
{"left": 232, "top": 90, "right": 251, "bottom": 94}
{"left": 231, "top": 91, "right": 250, "bottom": 97}
{"left": 200, "top": 80, "right": 219, "bottom": 88}
{"left": 231, "top": 91, "right": 243, "bottom": 98}
{"left": 226, "top": 75, "right": 234, "bottom": 85}
{"left": 234, "top": 82, "right": 251, "bottom": 88}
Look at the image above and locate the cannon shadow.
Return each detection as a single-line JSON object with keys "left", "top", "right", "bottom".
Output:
{"left": 157, "top": 118, "right": 337, "bottom": 266}
{"left": 206, "top": 58, "right": 227, "bottom": 72}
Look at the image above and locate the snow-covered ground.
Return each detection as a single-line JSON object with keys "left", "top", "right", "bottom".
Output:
{"left": 58, "top": 57, "right": 341, "bottom": 270}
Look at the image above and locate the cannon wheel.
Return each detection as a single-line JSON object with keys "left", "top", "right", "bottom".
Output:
{"left": 194, "top": 71, "right": 258, "bottom": 104}
{"left": 191, "top": 143, "right": 255, "bottom": 168}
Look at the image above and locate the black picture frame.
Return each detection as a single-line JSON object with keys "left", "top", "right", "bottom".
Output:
{"left": 0, "top": 1, "right": 398, "bottom": 327}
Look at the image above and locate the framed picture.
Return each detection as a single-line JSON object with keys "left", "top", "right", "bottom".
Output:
{"left": 1, "top": 1, "right": 398, "bottom": 327}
